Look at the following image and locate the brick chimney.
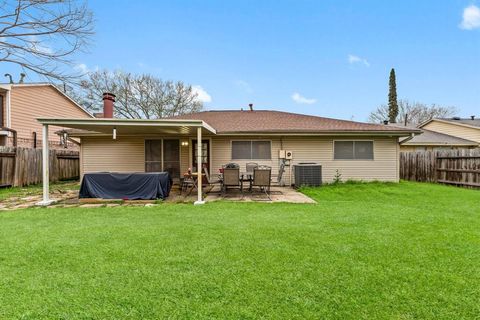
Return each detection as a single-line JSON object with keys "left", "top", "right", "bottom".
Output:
{"left": 102, "top": 92, "right": 116, "bottom": 118}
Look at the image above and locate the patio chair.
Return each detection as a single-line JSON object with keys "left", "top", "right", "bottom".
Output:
{"left": 246, "top": 162, "right": 258, "bottom": 173}
{"left": 252, "top": 166, "right": 272, "bottom": 200}
{"left": 222, "top": 167, "right": 243, "bottom": 196}
{"left": 243, "top": 162, "right": 258, "bottom": 190}
{"left": 203, "top": 166, "right": 222, "bottom": 193}
{"left": 181, "top": 174, "right": 196, "bottom": 195}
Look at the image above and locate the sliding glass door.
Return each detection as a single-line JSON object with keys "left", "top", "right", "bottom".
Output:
{"left": 145, "top": 140, "right": 162, "bottom": 172}
{"left": 162, "top": 139, "right": 180, "bottom": 178}
{"left": 145, "top": 139, "right": 180, "bottom": 178}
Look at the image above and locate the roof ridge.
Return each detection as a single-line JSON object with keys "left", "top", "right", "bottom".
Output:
{"left": 168, "top": 109, "right": 419, "bottom": 134}
{"left": 187, "top": 109, "right": 388, "bottom": 126}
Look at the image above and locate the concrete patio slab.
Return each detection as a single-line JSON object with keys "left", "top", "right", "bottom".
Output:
{"left": 167, "top": 185, "right": 316, "bottom": 204}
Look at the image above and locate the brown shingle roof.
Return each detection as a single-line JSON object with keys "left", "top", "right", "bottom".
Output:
{"left": 170, "top": 110, "right": 419, "bottom": 134}
{"left": 400, "top": 129, "right": 478, "bottom": 146}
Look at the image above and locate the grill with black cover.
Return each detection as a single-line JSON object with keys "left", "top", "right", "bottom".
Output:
{"left": 79, "top": 172, "right": 172, "bottom": 200}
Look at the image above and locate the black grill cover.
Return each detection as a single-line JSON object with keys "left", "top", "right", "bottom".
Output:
{"left": 79, "top": 172, "right": 172, "bottom": 200}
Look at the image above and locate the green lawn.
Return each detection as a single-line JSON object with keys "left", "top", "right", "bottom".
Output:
{"left": 1, "top": 182, "right": 479, "bottom": 319}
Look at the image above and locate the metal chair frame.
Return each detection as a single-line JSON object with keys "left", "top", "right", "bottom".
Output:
{"left": 252, "top": 167, "right": 272, "bottom": 200}
{"left": 222, "top": 167, "right": 243, "bottom": 196}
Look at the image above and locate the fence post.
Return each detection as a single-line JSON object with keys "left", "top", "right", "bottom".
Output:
{"left": 13, "top": 147, "right": 20, "bottom": 187}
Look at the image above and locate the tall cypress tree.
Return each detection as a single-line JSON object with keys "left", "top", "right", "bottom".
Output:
{"left": 388, "top": 68, "right": 398, "bottom": 123}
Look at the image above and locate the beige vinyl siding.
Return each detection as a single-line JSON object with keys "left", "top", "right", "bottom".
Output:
{"left": 210, "top": 136, "right": 399, "bottom": 184}
{"left": 79, "top": 135, "right": 400, "bottom": 184}
{"left": 400, "top": 145, "right": 422, "bottom": 152}
{"left": 81, "top": 137, "right": 145, "bottom": 177}
{"left": 180, "top": 141, "right": 189, "bottom": 173}
{"left": 283, "top": 136, "right": 398, "bottom": 183}
{"left": 423, "top": 120, "right": 480, "bottom": 143}
{"left": 9, "top": 85, "right": 91, "bottom": 142}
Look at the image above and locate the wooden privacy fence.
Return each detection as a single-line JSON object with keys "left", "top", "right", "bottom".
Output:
{"left": 0, "top": 147, "right": 79, "bottom": 187}
{"left": 400, "top": 149, "right": 480, "bottom": 188}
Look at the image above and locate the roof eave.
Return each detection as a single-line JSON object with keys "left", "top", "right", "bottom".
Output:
{"left": 401, "top": 142, "right": 479, "bottom": 146}
{"left": 37, "top": 118, "right": 217, "bottom": 134}
{"left": 215, "top": 130, "right": 420, "bottom": 136}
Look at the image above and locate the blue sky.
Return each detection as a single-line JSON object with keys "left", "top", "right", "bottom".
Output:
{"left": 6, "top": 1, "right": 480, "bottom": 121}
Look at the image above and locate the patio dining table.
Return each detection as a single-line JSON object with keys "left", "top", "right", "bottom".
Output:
{"left": 182, "top": 172, "right": 206, "bottom": 195}
{"left": 241, "top": 172, "right": 255, "bottom": 191}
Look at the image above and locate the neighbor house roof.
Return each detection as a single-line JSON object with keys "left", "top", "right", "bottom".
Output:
{"left": 420, "top": 117, "right": 480, "bottom": 130}
{"left": 169, "top": 110, "right": 420, "bottom": 135}
{"left": 400, "top": 128, "right": 478, "bottom": 146}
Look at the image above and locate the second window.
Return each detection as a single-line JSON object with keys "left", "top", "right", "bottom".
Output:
{"left": 334, "top": 141, "right": 374, "bottom": 160}
{"left": 232, "top": 141, "right": 271, "bottom": 160}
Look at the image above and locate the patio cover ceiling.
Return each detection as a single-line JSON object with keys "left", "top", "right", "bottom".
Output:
{"left": 36, "top": 118, "right": 217, "bottom": 136}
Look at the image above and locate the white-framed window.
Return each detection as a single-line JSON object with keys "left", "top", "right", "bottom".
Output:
{"left": 231, "top": 140, "right": 271, "bottom": 160}
{"left": 334, "top": 141, "right": 374, "bottom": 160}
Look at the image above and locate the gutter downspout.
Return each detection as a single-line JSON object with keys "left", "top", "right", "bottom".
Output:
{"left": 400, "top": 132, "right": 417, "bottom": 145}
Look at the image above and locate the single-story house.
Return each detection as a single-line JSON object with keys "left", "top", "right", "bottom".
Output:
{"left": 36, "top": 96, "right": 419, "bottom": 205}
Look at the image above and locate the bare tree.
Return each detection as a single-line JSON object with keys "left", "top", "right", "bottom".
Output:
{"left": 0, "top": 0, "right": 94, "bottom": 82}
{"left": 368, "top": 100, "right": 458, "bottom": 126}
{"left": 77, "top": 69, "right": 203, "bottom": 118}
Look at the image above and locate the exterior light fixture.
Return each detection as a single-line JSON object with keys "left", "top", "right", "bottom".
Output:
{"left": 181, "top": 141, "right": 189, "bottom": 147}
{"left": 62, "top": 132, "right": 68, "bottom": 149}
{"left": 113, "top": 127, "right": 117, "bottom": 140}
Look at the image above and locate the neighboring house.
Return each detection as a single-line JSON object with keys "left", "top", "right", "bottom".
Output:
{"left": 400, "top": 129, "right": 478, "bottom": 151}
{"left": 38, "top": 99, "right": 419, "bottom": 186}
{"left": 0, "top": 83, "right": 93, "bottom": 148}
{"left": 419, "top": 117, "right": 480, "bottom": 144}
{"left": 390, "top": 122, "right": 479, "bottom": 151}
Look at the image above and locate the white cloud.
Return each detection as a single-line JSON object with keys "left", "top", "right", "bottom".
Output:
{"left": 192, "top": 85, "right": 212, "bottom": 103}
{"left": 234, "top": 80, "right": 253, "bottom": 93}
{"left": 291, "top": 92, "right": 316, "bottom": 105}
{"left": 74, "top": 63, "right": 89, "bottom": 74}
{"left": 460, "top": 5, "right": 480, "bottom": 30}
{"left": 348, "top": 54, "right": 370, "bottom": 67}
{"left": 74, "top": 63, "right": 99, "bottom": 75}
